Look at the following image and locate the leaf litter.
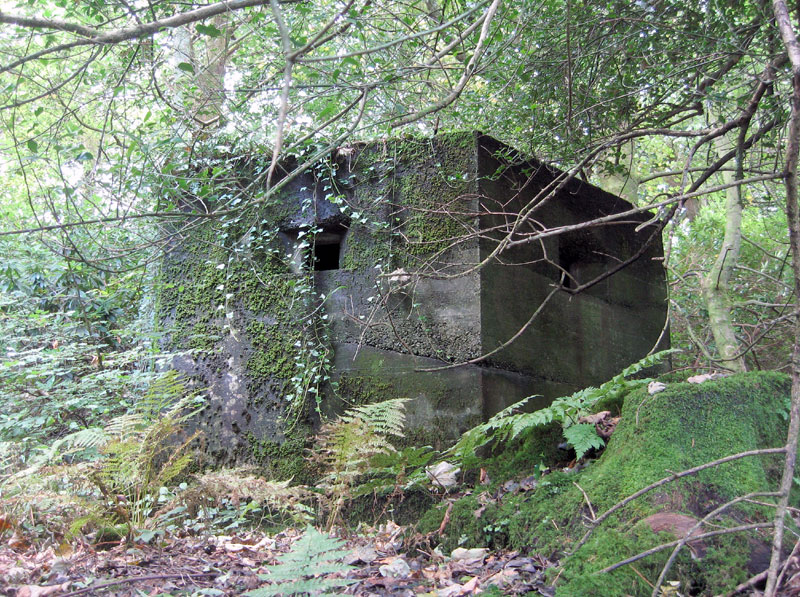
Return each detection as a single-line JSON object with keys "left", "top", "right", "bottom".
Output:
{"left": 0, "top": 521, "right": 554, "bottom": 596}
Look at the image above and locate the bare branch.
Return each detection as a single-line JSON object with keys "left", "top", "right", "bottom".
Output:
{"left": 766, "top": 2, "right": 800, "bottom": 593}
{"left": 598, "top": 522, "right": 774, "bottom": 575}
{"left": 298, "top": 2, "right": 486, "bottom": 64}
{"left": 0, "top": 0, "right": 277, "bottom": 74}
{"left": 573, "top": 447, "right": 786, "bottom": 554}
{"left": 0, "top": 11, "right": 101, "bottom": 38}
{"left": 390, "top": 0, "right": 500, "bottom": 127}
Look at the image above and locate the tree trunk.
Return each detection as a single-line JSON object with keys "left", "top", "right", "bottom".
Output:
{"left": 700, "top": 132, "right": 747, "bottom": 372}
{"left": 766, "top": 2, "right": 800, "bottom": 594}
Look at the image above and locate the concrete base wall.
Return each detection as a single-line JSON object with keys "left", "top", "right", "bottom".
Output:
{"left": 158, "top": 132, "right": 669, "bottom": 465}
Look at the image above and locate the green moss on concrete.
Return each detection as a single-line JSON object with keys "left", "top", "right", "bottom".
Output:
{"left": 337, "top": 374, "right": 394, "bottom": 406}
{"left": 393, "top": 135, "right": 476, "bottom": 258}
{"left": 342, "top": 133, "right": 478, "bottom": 263}
{"left": 341, "top": 228, "right": 391, "bottom": 271}
{"left": 245, "top": 320, "right": 302, "bottom": 389}
{"left": 584, "top": 371, "right": 789, "bottom": 509}
{"left": 156, "top": 213, "right": 326, "bottom": 468}
{"left": 247, "top": 430, "right": 317, "bottom": 485}
{"left": 156, "top": 228, "right": 229, "bottom": 350}
{"left": 419, "top": 371, "right": 792, "bottom": 596}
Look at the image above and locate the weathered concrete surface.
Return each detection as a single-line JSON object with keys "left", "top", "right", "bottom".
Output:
{"left": 159, "top": 132, "right": 669, "bottom": 463}
{"left": 322, "top": 342, "right": 560, "bottom": 449}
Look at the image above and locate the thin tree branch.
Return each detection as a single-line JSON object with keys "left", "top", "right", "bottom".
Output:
{"left": 598, "top": 522, "right": 774, "bottom": 575}
{"left": 0, "top": 0, "right": 280, "bottom": 74}
{"left": 572, "top": 447, "right": 786, "bottom": 554}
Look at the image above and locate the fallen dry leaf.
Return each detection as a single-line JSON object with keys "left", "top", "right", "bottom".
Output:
{"left": 16, "top": 582, "right": 71, "bottom": 597}
{"left": 578, "top": 411, "right": 611, "bottom": 425}
{"left": 345, "top": 545, "right": 378, "bottom": 565}
{"left": 642, "top": 512, "right": 706, "bottom": 558}
{"left": 0, "top": 513, "right": 16, "bottom": 533}
{"left": 451, "top": 547, "right": 488, "bottom": 562}
{"left": 9, "top": 529, "right": 30, "bottom": 551}
{"left": 462, "top": 575, "right": 481, "bottom": 593}
{"left": 427, "top": 462, "right": 460, "bottom": 489}
{"left": 687, "top": 373, "right": 714, "bottom": 384}
{"left": 437, "top": 584, "right": 465, "bottom": 597}
{"left": 379, "top": 556, "right": 411, "bottom": 578}
{"left": 486, "top": 568, "right": 519, "bottom": 589}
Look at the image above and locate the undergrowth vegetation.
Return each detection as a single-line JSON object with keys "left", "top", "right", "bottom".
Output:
{"left": 448, "top": 350, "right": 675, "bottom": 465}
{"left": 0, "top": 238, "right": 792, "bottom": 597}
{"left": 0, "top": 297, "right": 672, "bottom": 554}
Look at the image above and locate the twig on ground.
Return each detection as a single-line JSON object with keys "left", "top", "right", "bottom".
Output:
{"left": 775, "top": 534, "right": 800, "bottom": 590}
{"left": 573, "top": 447, "right": 784, "bottom": 553}
{"left": 629, "top": 564, "right": 656, "bottom": 589}
{"left": 438, "top": 501, "right": 454, "bottom": 535}
{"left": 651, "top": 491, "right": 780, "bottom": 597}
{"left": 573, "top": 481, "right": 596, "bottom": 522}
{"left": 724, "top": 570, "right": 769, "bottom": 596}
{"left": 598, "top": 522, "right": 773, "bottom": 574}
{"left": 59, "top": 572, "right": 219, "bottom": 597}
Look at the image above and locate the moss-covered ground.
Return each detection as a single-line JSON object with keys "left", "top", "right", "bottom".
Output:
{"left": 417, "top": 371, "right": 793, "bottom": 596}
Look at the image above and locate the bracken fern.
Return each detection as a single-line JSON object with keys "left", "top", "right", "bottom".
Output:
{"left": 57, "top": 370, "right": 205, "bottom": 534}
{"left": 244, "top": 525, "right": 353, "bottom": 596}
{"left": 447, "top": 350, "right": 675, "bottom": 464}
{"left": 308, "top": 398, "right": 408, "bottom": 528}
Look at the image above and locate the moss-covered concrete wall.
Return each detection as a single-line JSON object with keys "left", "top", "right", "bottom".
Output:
{"left": 158, "top": 132, "right": 668, "bottom": 465}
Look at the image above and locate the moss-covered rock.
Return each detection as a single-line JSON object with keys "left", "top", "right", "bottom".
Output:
{"left": 419, "top": 371, "right": 794, "bottom": 596}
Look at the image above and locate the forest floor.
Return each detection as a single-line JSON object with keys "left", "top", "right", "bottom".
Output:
{"left": 0, "top": 522, "right": 553, "bottom": 596}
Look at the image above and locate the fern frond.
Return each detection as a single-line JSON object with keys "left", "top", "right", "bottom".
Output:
{"left": 244, "top": 526, "right": 353, "bottom": 597}
{"left": 57, "top": 427, "right": 108, "bottom": 451}
{"left": 309, "top": 399, "right": 409, "bottom": 528}
{"left": 447, "top": 350, "right": 674, "bottom": 465}
{"left": 104, "top": 413, "right": 147, "bottom": 441}
{"left": 562, "top": 423, "right": 605, "bottom": 460}
{"left": 343, "top": 398, "right": 408, "bottom": 438}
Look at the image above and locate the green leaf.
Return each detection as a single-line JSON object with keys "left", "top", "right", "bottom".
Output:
{"left": 27, "top": 139, "right": 38, "bottom": 153}
{"left": 446, "top": 351, "right": 675, "bottom": 465}
{"left": 563, "top": 423, "right": 605, "bottom": 461}
{"left": 341, "top": 56, "right": 360, "bottom": 69}
{"left": 177, "top": 62, "right": 195, "bottom": 74}
{"left": 196, "top": 23, "right": 222, "bottom": 37}
{"left": 318, "top": 101, "right": 338, "bottom": 121}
